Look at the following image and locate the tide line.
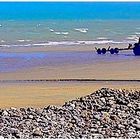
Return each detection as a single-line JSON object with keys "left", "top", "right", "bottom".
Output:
{"left": 0, "top": 79, "right": 140, "bottom": 83}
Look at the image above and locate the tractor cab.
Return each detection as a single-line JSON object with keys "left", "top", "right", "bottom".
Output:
{"left": 133, "top": 38, "right": 140, "bottom": 55}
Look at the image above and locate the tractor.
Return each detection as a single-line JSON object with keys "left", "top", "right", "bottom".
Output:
{"left": 95, "top": 38, "right": 140, "bottom": 56}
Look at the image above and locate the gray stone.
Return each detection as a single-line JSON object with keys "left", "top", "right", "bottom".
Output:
{"left": 93, "top": 114, "right": 101, "bottom": 120}
{"left": 100, "top": 97, "right": 106, "bottom": 104}
{"left": 28, "top": 115, "right": 34, "bottom": 119}
{"left": 33, "top": 128, "right": 43, "bottom": 137}
{"left": 0, "top": 136, "right": 4, "bottom": 139}
{"left": 133, "top": 124, "right": 140, "bottom": 129}
{"left": 2, "top": 110, "right": 8, "bottom": 116}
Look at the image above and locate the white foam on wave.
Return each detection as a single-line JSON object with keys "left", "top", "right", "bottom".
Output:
{"left": 97, "top": 37, "right": 108, "bottom": 40}
{"left": 50, "top": 29, "right": 54, "bottom": 32}
{"left": 49, "top": 28, "right": 69, "bottom": 35}
{"left": 74, "top": 28, "right": 88, "bottom": 33}
{"left": 104, "top": 29, "right": 110, "bottom": 31}
{"left": 1, "top": 40, "right": 5, "bottom": 43}
{"left": 17, "top": 40, "right": 31, "bottom": 42}
{"left": 126, "top": 35, "right": 139, "bottom": 41}
{"left": 54, "top": 31, "right": 69, "bottom": 35}
{"left": 135, "top": 32, "right": 140, "bottom": 35}
{"left": 61, "top": 32, "right": 69, "bottom": 35}
{"left": 17, "top": 40, "right": 25, "bottom": 42}
{"left": 0, "top": 39, "right": 136, "bottom": 48}
{"left": 36, "top": 24, "right": 41, "bottom": 27}
{"left": 1, "top": 44, "right": 32, "bottom": 47}
{"left": 78, "top": 40, "right": 117, "bottom": 44}
{"left": 54, "top": 32, "right": 61, "bottom": 35}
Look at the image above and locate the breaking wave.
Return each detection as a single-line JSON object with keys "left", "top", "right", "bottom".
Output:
{"left": 17, "top": 40, "right": 31, "bottom": 42}
{"left": 126, "top": 35, "right": 139, "bottom": 41}
{"left": 54, "top": 32, "right": 69, "bottom": 35}
{"left": 0, "top": 39, "right": 136, "bottom": 48}
{"left": 74, "top": 28, "right": 88, "bottom": 33}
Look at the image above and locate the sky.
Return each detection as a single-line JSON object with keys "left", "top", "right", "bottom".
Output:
{"left": 0, "top": 2, "right": 139, "bottom": 20}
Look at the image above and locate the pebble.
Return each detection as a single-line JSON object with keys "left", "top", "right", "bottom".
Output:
{"left": 133, "top": 124, "right": 140, "bottom": 129}
{"left": 0, "top": 136, "right": 4, "bottom": 139}
{"left": 2, "top": 110, "right": 8, "bottom": 116}
{"left": 100, "top": 98, "right": 106, "bottom": 104}
{"left": 93, "top": 114, "right": 101, "bottom": 120}
{"left": 33, "top": 128, "right": 43, "bottom": 137}
{"left": 10, "top": 107, "right": 17, "bottom": 110}
{"left": 0, "top": 88, "right": 140, "bottom": 138}
{"left": 28, "top": 115, "right": 34, "bottom": 119}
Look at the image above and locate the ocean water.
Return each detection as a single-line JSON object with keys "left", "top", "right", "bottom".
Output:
{"left": 0, "top": 2, "right": 140, "bottom": 47}
{"left": 0, "top": 20, "right": 140, "bottom": 47}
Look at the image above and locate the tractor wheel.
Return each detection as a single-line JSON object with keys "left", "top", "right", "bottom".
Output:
{"left": 97, "top": 48, "right": 102, "bottom": 54}
{"left": 114, "top": 48, "right": 119, "bottom": 54}
{"left": 102, "top": 48, "right": 106, "bottom": 54}
{"left": 110, "top": 48, "right": 115, "bottom": 54}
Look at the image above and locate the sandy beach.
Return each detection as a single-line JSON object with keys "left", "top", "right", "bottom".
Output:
{"left": 0, "top": 82, "right": 140, "bottom": 108}
{"left": 0, "top": 44, "right": 140, "bottom": 108}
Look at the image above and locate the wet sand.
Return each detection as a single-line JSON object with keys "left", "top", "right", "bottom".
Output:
{"left": 0, "top": 44, "right": 140, "bottom": 108}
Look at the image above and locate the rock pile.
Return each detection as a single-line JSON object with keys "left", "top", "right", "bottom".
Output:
{"left": 0, "top": 88, "right": 140, "bottom": 138}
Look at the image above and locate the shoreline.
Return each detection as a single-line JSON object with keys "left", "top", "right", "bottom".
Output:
{"left": 0, "top": 44, "right": 129, "bottom": 53}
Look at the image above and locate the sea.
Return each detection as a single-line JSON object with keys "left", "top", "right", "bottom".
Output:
{"left": 0, "top": 2, "right": 140, "bottom": 47}
{"left": 0, "top": 2, "right": 140, "bottom": 73}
